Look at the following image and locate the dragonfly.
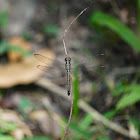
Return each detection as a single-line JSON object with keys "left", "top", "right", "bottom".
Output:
{"left": 34, "top": 53, "right": 103, "bottom": 96}
{"left": 34, "top": 8, "right": 104, "bottom": 96}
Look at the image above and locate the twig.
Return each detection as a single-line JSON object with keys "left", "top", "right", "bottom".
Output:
{"left": 109, "top": 0, "right": 120, "bottom": 16}
{"left": 61, "top": 76, "right": 73, "bottom": 140}
{"left": 35, "top": 78, "right": 140, "bottom": 140}
{"left": 61, "top": 7, "right": 88, "bottom": 140}
{"left": 62, "top": 7, "right": 89, "bottom": 56}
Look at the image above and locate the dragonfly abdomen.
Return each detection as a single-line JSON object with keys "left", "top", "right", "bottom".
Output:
{"left": 65, "top": 57, "right": 71, "bottom": 96}
{"left": 66, "top": 69, "right": 71, "bottom": 96}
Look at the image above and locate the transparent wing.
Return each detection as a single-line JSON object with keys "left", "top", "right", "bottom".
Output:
{"left": 34, "top": 54, "right": 66, "bottom": 78}
{"left": 34, "top": 54, "right": 65, "bottom": 67}
{"left": 71, "top": 54, "right": 105, "bottom": 72}
{"left": 36, "top": 65, "right": 66, "bottom": 79}
{"left": 34, "top": 53, "right": 105, "bottom": 78}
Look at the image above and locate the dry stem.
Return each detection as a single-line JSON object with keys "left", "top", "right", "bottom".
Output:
{"left": 61, "top": 7, "right": 88, "bottom": 140}
{"left": 62, "top": 7, "right": 89, "bottom": 56}
{"left": 61, "top": 76, "right": 73, "bottom": 140}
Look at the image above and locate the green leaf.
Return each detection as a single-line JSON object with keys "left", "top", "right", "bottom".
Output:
{"left": 69, "top": 121, "right": 92, "bottom": 139}
{"left": 97, "top": 136, "right": 111, "bottom": 140}
{"left": 43, "top": 25, "right": 59, "bottom": 36}
{"left": 0, "top": 135, "right": 14, "bottom": 140}
{"left": 23, "top": 136, "right": 52, "bottom": 140}
{"left": 72, "top": 62, "right": 80, "bottom": 119}
{"left": 90, "top": 11, "right": 140, "bottom": 52}
{"left": 22, "top": 31, "right": 31, "bottom": 41}
{"left": 0, "top": 11, "right": 8, "bottom": 28}
{"left": 49, "top": 2, "right": 58, "bottom": 10}
{"left": 103, "top": 109, "right": 118, "bottom": 119}
{"left": 0, "top": 121, "right": 17, "bottom": 133}
{"left": 18, "top": 97, "right": 32, "bottom": 111}
{"left": 79, "top": 114, "right": 93, "bottom": 130}
{"left": 9, "top": 46, "right": 31, "bottom": 56}
{"left": 129, "top": 117, "right": 140, "bottom": 134}
{"left": 112, "top": 79, "right": 129, "bottom": 96}
{"left": 117, "top": 85, "right": 140, "bottom": 109}
{"left": 0, "top": 40, "right": 31, "bottom": 56}
{"left": 0, "top": 40, "right": 9, "bottom": 55}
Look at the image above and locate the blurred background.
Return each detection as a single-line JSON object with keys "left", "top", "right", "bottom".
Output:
{"left": 0, "top": 0, "right": 140, "bottom": 140}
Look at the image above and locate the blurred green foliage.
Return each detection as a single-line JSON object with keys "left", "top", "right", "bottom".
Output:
{"left": 0, "top": 119, "right": 17, "bottom": 140}
{"left": 90, "top": 11, "right": 140, "bottom": 52}
{"left": 97, "top": 136, "right": 111, "bottom": 140}
{"left": 89, "top": 2, "right": 140, "bottom": 138}
{"left": 0, "top": 121, "right": 17, "bottom": 133}
{"left": 43, "top": 24, "right": 59, "bottom": 37}
{"left": 0, "top": 40, "right": 9, "bottom": 55}
{"left": 115, "top": 84, "right": 140, "bottom": 109}
{"left": 63, "top": 113, "right": 93, "bottom": 140}
{"left": 90, "top": 7, "right": 140, "bottom": 109}
{"left": 103, "top": 109, "right": 118, "bottom": 120}
{"left": 24, "top": 136, "right": 52, "bottom": 140}
{"left": 0, "top": 40, "right": 31, "bottom": 56}
{"left": 18, "top": 97, "right": 32, "bottom": 112}
{"left": 0, "top": 135, "right": 14, "bottom": 140}
{"left": 0, "top": 11, "right": 8, "bottom": 28}
{"left": 129, "top": 117, "right": 140, "bottom": 134}
{"left": 73, "top": 62, "right": 80, "bottom": 120}
{"left": 21, "top": 31, "right": 31, "bottom": 41}
{"left": 49, "top": 2, "right": 58, "bottom": 11}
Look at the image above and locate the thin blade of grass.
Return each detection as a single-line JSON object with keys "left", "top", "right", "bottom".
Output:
{"left": 90, "top": 11, "right": 140, "bottom": 52}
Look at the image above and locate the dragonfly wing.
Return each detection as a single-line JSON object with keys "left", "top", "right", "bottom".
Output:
{"left": 34, "top": 54, "right": 64, "bottom": 67}
{"left": 71, "top": 55, "right": 105, "bottom": 74}
{"left": 37, "top": 65, "right": 66, "bottom": 78}
{"left": 35, "top": 54, "right": 66, "bottom": 79}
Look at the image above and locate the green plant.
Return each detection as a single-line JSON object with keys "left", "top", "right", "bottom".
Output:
{"left": 89, "top": 3, "right": 140, "bottom": 138}
{"left": 72, "top": 61, "right": 80, "bottom": 120}
{"left": 23, "top": 136, "right": 52, "bottom": 140}
{"left": 0, "top": 135, "right": 14, "bottom": 140}
{"left": 0, "top": 121, "right": 17, "bottom": 133}
{"left": 0, "top": 119, "right": 17, "bottom": 140}
{"left": 49, "top": 2, "right": 58, "bottom": 11}
{"left": 115, "top": 84, "right": 140, "bottom": 109}
{"left": 18, "top": 97, "right": 32, "bottom": 112}
{"left": 62, "top": 113, "right": 93, "bottom": 140}
{"left": 21, "top": 31, "right": 31, "bottom": 41}
{"left": 0, "top": 40, "right": 31, "bottom": 56}
{"left": 96, "top": 136, "right": 111, "bottom": 140}
{"left": 62, "top": 113, "right": 111, "bottom": 140}
{"left": 90, "top": 11, "right": 140, "bottom": 52}
{"left": 0, "top": 11, "right": 8, "bottom": 28}
{"left": 90, "top": 3, "right": 140, "bottom": 109}
{"left": 43, "top": 24, "right": 59, "bottom": 37}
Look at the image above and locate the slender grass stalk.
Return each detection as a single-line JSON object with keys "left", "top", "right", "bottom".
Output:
{"left": 73, "top": 64, "right": 79, "bottom": 120}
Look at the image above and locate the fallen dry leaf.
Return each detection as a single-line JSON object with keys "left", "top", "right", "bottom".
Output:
{"left": 8, "top": 37, "right": 31, "bottom": 62}
{"left": 0, "top": 108, "right": 32, "bottom": 140}
{"left": 0, "top": 49, "right": 55, "bottom": 88}
{"left": 29, "top": 110, "right": 61, "bottom": 139}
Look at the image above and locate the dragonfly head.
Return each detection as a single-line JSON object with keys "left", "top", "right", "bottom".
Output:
{"left": 65, "top": 57, "right": 71, "bottom": 64}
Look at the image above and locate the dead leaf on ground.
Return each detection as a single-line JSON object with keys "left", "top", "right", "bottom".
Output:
{"left": 0, "top": 108, "right": 32, "bottom": 140}
{"left": 29, "top": 110, "right": 61, "bottom": 139}
{"left": 0, "top": 49, "right": 55, "bottom": 88}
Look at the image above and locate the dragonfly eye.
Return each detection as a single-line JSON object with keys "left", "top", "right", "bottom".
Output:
{"left": 65, "top": 57, "right": 71, "bottom": 63}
